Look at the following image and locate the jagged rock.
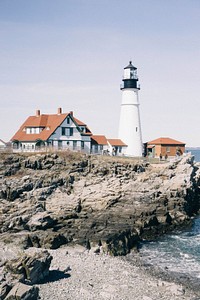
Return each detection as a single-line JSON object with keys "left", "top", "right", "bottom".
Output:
{"left": 4, "top": 282, "right": 39, "bottom": 300}
{"left": 42, "top": 232, "right": 68, "bottom": 249}
{"left": 4, "top": 250, "right": 52, "bottom": 285}
{"left": 27, "top": 212, "right": 56, "bottom": 231}
{"left": 0, "top": 152, "right": 200, "bottom": 257}
{"left": 0, "top": 282, "right": 12, "bottom": 300}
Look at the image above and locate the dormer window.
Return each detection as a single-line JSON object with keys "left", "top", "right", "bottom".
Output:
{"left": 26, "top": 127, "right": 43, "bottom": 134}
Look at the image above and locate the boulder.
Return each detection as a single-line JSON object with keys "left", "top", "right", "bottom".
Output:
{"left": 4, "top": 250, "right": 52, "bottom": 284}
{"left": 5, "top": 282, "right": 39, "bottom": 300}
{"left": 27, "top": 212, "right": 56, "bottom": 231}
{"left": 0, "top": 282, "right": 12, "bottom": 300}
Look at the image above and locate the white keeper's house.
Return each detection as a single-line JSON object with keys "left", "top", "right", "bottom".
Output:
{"left": 11, "top": 108, "right": 92, "bottom": 153}
{"left": 11, "top": 108, "right": 127, "bottom": 155}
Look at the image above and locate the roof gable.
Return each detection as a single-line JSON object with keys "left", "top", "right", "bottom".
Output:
{"left": 148, "top": 137, "right": 185, "bottom": 145}
{"left": 73, "top": 117, "right": 92, "bottom": 135}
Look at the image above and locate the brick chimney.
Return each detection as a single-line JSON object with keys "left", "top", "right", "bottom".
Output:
{"left": 70, "top": 111, "right": 73, "bottom": 116}
{"left": 57, "top": 107, "right": 62, "bottom": 115}
{"left": 36, "top": 110, "right": 40, "bottom": 117}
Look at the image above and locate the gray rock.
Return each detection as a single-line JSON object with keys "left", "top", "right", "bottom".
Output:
{"left": 0, "top": 152, "right": 199, "bottom": 257}
{"left": 5, "top": 282, "right": 39, "bottom": 300}
{"left": 4, "top": 250, "right": 52, "bottom": 284}
{"left": 0, "top": 282, "right": 12, "bottom": 300}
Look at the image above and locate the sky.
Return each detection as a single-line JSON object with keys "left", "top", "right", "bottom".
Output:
{"left": 0, "top": 0, "right": 200, "bottom": 146}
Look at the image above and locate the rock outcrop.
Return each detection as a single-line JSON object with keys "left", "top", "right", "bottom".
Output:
{"left": 5, "top": 282, "right": 39, "bottom": 300}
{"left": 0, "top": 151, "right": 200, "bottom": 257}
{"left": 0, "top": 248, "right": 52, "bottom": 299}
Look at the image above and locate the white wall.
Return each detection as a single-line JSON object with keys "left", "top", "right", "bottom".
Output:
{"left": 49, "top": 116, "right": 91, "bottom": 153}
{"left": 21, "top": 142, "right": 36, "bottom": 151}
{"left": 91, "top": 144, "right": 109, "bottom": 154}
{"left": 51, "top": 117, "right": 82, "bottom": 141}
{"left": 118, "top": 88, "right": 143, "bottom": 157}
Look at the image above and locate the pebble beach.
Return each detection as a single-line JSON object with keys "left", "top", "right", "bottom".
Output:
{"left": 36, "top": 245, "right": 198, "bottom": 300}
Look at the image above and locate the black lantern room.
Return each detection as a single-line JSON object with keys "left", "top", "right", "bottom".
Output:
{"left": 121, "top": 61, "right": 140, "bottom": 90}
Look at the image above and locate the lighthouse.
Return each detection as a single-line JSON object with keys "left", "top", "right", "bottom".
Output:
{"left": 118, "top": 61, "right": 143, "bottom": 156}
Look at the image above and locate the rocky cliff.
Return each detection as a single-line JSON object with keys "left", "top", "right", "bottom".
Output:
{"left": 0, "top": 151, "right": 200, "bottom": 256}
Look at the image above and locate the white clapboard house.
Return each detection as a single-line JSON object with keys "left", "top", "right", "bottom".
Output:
{"left": 11, "top": 108, "right": 127, "bottom": 155}
{"left": 11, "top": 108, "right": 92, "bottom": 153}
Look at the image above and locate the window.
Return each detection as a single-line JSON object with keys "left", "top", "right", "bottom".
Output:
{"left": 100, "top": 145, "right": 103, "bottom": 150}
{"left": 80, "top": 127, "right": 85, "bottom": 132}
{"left": 67, "top": 117, "right": 70, "bottom": 124}
{"left": 61, "top": 127, "right": 65, "bottom": 136}
{"left": 136, "top": 127, "right": 138, "bottom": 132}
{"left": 81, "top": 141, "right": 84, "bottom": 149}
{"left": 95, "top": 145, "right": 98, "bottom": 153}
{"left": 70, "top": 128, "right": 73, "bottom": 136}
{"left": 73, "top": 141, "right": 77, "bottom": 150}
{"left": 27, "top": 127, "right": 44, "bottom": 134}
{"left": 119, "top": 147, "right": 122, "bottom": 153}
{"left": 166, "top": 147, "right": 170, "bottom": 152}
{"left": 61, "top": 127, "right": 73, "bottom": 136}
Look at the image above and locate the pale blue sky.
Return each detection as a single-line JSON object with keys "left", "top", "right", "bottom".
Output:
{"left": 0, "top": 0, "right": 200, "bottom": 146}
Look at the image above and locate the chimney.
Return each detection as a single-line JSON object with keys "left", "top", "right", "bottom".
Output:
{"left": 70, "top": 111, "right": 73, "bottom": 116}
{"left": 57, "top": 107, "right": 62, "bottom": 115}
{"left": 36, "top": 110, "right": 40, "bottom": 117}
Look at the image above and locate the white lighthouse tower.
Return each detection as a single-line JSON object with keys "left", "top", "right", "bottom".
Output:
{"left": 118, "top": 61, "right": 143, "bottom": 156}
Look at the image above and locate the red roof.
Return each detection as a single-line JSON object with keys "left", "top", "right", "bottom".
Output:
{"left": 73, "top": 117, "right": 92, "bottom": 135}
{"left": 107, "top": 139, "right": 127, "bottom": 147}
{"left": 11, "top": 111, "right": 91, "bottom": 142}
{"left": 148, "top": 137, "right": 185, "bottom": 145}
{"left": 91, "top": 135, "right": 107, "bottom": 145}
{"left": 73, "top": 117, "right": 86, "bottom": 126}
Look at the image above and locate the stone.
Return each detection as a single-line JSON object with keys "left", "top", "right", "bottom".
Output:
{"left": 0, "top": 282, "right": 12, "bottom": 300}
{"left": 27, "top": 212, "right": 56, "bottom": 231}
{"left": 4, "top": 250, "right": 52, "bottom": 284}
{"left": 0, "top": 152, "right": 200, "bottom": 257}
{"left": 5, "top": 282, "right": 39, "bottom": 300}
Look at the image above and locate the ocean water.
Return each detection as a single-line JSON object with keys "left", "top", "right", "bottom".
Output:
{"left": 187, "top": 149, "right": 200, "bottom": 162}
{"left": 139, "top": 151, "right": 200, "bottom": 286}
{"left": 139, "top": 218, "right": 200, "bottom": 280}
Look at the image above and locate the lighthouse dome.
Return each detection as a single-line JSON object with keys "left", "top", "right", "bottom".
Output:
{"left": 124, "top": 61, "right": 137, "bottom": 70}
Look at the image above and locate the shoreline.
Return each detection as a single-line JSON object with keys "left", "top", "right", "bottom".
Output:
{"left": 1, "top": 242, "right": 199, "bottom": 299}
{"left": 125, "top": 251, "right": 200, "bottom": 298}
{"left": 35, "top": 245, "right": 198, "bottom": 300}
